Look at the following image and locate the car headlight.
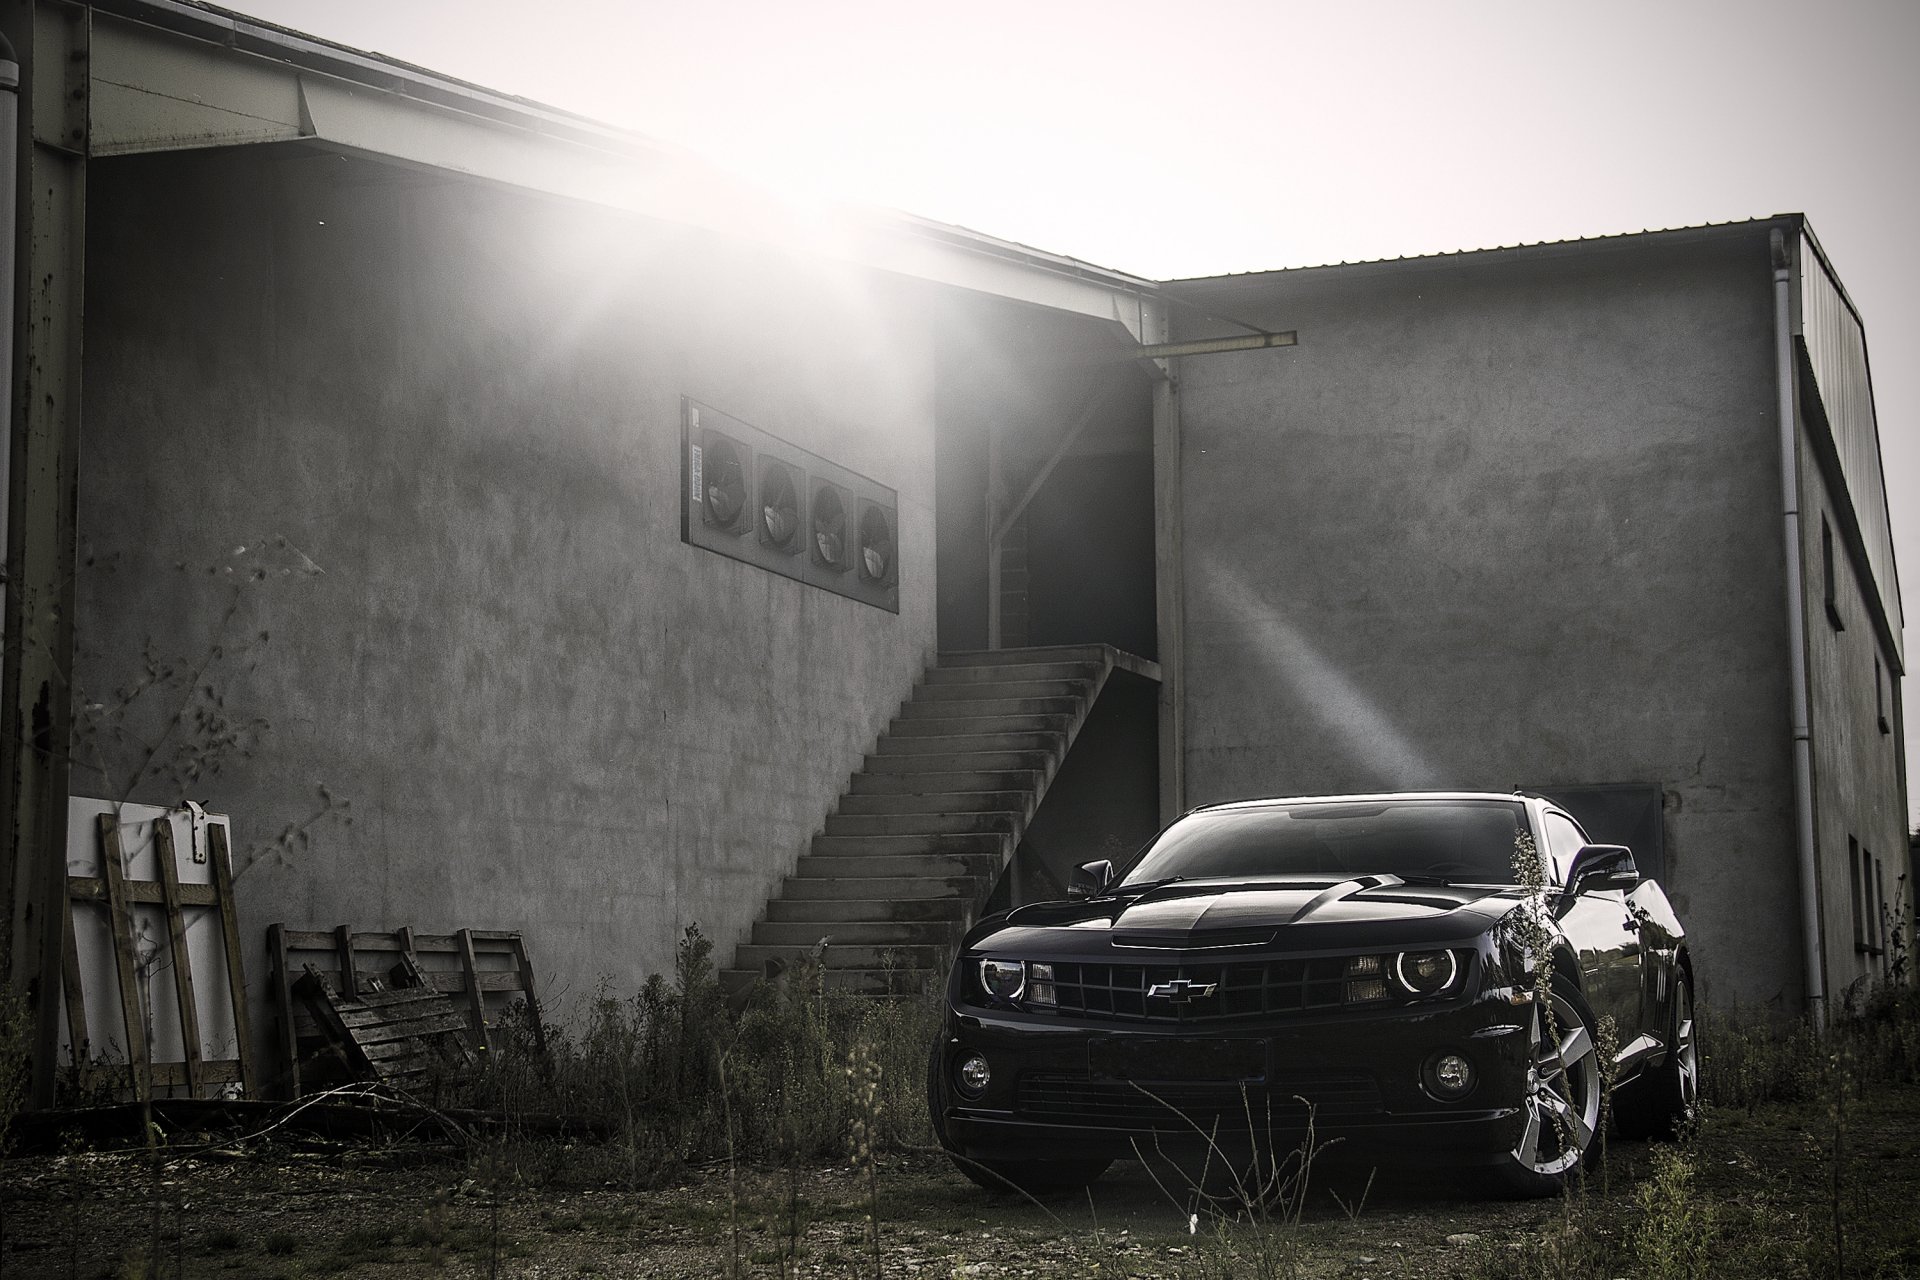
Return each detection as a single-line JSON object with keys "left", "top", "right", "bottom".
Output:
{"left": 1395, "top": 949, "right": 1460, "bottom": 996}
{"left": 979, "top": 958, "right": 1025, "bottom": 1002}
{"left": 1027, "top": 963, "right": 1056, "bottom": 1006}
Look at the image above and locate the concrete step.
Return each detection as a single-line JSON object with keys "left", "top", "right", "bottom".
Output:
{"left": 781, "top": 875, "right": 991, "bottom": 901}
{"left": 837, "top": 790, "right": 1029, "bottom": 817}
{"left": 823, "top": 811, "right": 1017, "bottom": 837}
{"left": 925, "top": 662, "right": 1101, "bottom": 684}
{"left": 898, "top": 695, "right": 1082, "bottom": 720}
{"left": 767, "top": 897, "right": 973, "bottom": 923}
{"left": 871, "top": 730, "right": 1065, "bottom": 756}
{"left": 913, "top": 679, "right": 1092, "bottom": 702}
{"left": 734, "top": 942, "right": 949, "bottom": 971}
{"left": 888, "top": 712, "right": 1073, "bottom": 738}
{"left": 848, "top": 769, "right": 1044, "bottom": 796}
{"left": 861, "top": 749, "right": 1055, "bottom": 775}
{"left": 808, "top": 833, "right": 1008, "bottom": 857}
{"left": 721, "top": 967, "right": 939, "bottom": 998}
{"left": 938, "top": 645, "right": 1113, "bottom": 668}
{"left": 751, "top": 919, "right": 965, "bottom": 947}
{"left": 796, "top": 852, "right": 1002, "bottom": 880}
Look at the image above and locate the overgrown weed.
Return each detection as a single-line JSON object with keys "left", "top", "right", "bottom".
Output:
{"left": 463, "top": 924, "right": 939, "bottom": 1187}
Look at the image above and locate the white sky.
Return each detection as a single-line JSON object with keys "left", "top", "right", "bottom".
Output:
{"left": 224, "top": 0, "right": 1920, "bottom": 825}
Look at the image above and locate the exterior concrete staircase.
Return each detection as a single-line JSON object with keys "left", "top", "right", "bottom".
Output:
{"left": 723, "top": 643, "right": 1159, "bottom": 997}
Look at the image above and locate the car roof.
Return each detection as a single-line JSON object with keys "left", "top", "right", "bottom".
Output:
{"left": 1189, "top": 791, "right": 1541, "bottom": 815}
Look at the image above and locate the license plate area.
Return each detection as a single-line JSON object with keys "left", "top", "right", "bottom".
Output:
{"left": 1089, "top": 1037, "right": 1267, "bottom": 1083}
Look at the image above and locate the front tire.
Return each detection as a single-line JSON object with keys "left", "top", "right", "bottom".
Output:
{"left": 1490, "top": 980, "right": 1602, "bottom": 1198}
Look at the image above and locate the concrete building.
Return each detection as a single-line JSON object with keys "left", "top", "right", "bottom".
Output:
{"left": 0, "top": 1, "right": 1904, "bottom": 1098}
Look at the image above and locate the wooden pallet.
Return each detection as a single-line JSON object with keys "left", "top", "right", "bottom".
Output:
{"left": 267, "top": 924, "right": 543, "bottom": 1098}
{"left": 291, "top": 963, "right": 477, "bottom": 1092}
{"left": 60, "top": 803, "right": 256, "bottom": 1102}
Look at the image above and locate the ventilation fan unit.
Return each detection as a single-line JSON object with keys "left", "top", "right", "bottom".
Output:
{"left": 680, "top": 397, "right": 899, "bottom": 612}
{"left": 757, "top": 456, "right": 803, "bottom": 556}
{"left": 808, "top": 479, "right": 851, "bottom": 572}
{"left": 697, "top": 430, "right": 751, "bottom": 533}
{"left": 856, "top": 499, "right": 897, "bottom": 586}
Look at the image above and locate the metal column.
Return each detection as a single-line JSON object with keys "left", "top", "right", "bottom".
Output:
{"left": 1, "top": 0, "right": 87, "bottom": 1107}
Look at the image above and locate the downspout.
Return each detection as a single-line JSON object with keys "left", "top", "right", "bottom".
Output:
{"left": 0, "top": 32, "right": 17, "bottom": 704}
{"left": 1773, "top": 226, "right": 1826, "bottom": 1025}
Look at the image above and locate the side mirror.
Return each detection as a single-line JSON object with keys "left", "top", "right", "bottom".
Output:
{"left": 1069, "top": 859, "right": 1114, "bottom": 900}
{"left": 1565, "top": 843, "right": 1638, "bottom": 897}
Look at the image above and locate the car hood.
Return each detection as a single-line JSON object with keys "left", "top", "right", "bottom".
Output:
{"left": 968, "top": 875, "right": 1522, "bottom": 956}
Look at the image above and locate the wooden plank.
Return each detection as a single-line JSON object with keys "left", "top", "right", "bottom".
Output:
{"left": 267, "top": 923, "right": 300, "bottom": 1100}
{"left": 293, "top": 965, "right": 373, "bottom": 1077}
{"left": 347, "top": 932, "right": 407, "bottom": 951}
{"left": 455, "top": 928, "right": 488, "bottom": 1045}
{"left": 151, "top": 820, "right": 204, "bottom": 1097}
{"left": 59, "top": 895, "right": 90, "bottom": 1065}
{"left": 350, "top": 1013, "right": 473, "bottom": 1048}
{"left": 208, "top": 824, "right": 256, "bottom": 1098}
{"left": 95, "top": 815, "right": 152, "bottom": 1105}
{"left": 339, "top": 994, "right": 463, "bottom": 1023}
{"left": 139, "top": 1059, "right": 248, "bottom": 1089}
{"left": 408, "top": 934, "right": 461, "bottom": 951}
{"left": 510, "top": 934, "right": 547, "bottom": 1055}
{"left": 277, "top": 929, "right": 336, "bottom": 949}
{"left": 333, "top": 924, "right": 358, "bottom": 999}
{"left": 66, "top": 876, "right": 221, "bottom": 907}
{"left": 395, "top": 926, "right": 422, "bottom": 986}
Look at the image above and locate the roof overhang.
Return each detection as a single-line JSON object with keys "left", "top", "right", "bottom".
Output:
{"left": 86, "top": 0, "right": 1163, "bottom": 341}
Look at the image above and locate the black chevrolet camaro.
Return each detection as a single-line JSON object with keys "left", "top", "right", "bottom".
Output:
{"left": 928, "top": 792, "right": 1696, "bottom": 1198}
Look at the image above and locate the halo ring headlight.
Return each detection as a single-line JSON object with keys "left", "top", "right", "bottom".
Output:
{"left": 979, "top": 958, "right": 1025, "bottom": 1003}
{"left": 1394, "top": 949, "right": 1459, "bottom": 996}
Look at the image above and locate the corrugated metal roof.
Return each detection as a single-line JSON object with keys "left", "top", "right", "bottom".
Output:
{"left": 1164, "top": 216, "right": 1797, "bottom": 287}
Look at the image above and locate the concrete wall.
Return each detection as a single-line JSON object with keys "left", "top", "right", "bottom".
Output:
{"left": 1798, "top": 424, "right": 1910, "bottom": 1004}
{"left": 1169, "top": 226, "right": 1804, "bottom": 1009}
{"left": 77, "top": 145, "right": 938, "bottom": 1025}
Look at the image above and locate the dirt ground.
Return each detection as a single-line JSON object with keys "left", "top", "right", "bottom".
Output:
{"left": 5, "top": 1085, "right": 1920, "bottom": 1279}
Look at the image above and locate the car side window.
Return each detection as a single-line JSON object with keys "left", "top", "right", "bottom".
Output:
{"left": 1541, "top": 813, "right": 1590, "bottom": 886}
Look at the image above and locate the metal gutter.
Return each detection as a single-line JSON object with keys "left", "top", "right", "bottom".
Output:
{"left": 1773, "top": 226, "right": 1827, "bottom": 1025}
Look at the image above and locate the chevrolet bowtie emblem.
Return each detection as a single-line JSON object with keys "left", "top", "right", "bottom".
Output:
{"left": 1147, "top": 979, "right": 1218, "bottom": 1004}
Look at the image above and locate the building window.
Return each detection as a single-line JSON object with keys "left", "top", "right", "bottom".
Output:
{"left": 1853, "top": 838, "right": 1883, "bottom": 957}
{"left": 1823, "top": 518, "right": 1845, "bottom": 631}
{"left": 1877, "top": 657, "right": 1891, "bottom": 735}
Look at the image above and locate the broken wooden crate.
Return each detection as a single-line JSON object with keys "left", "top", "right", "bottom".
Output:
{"left": 267, "top": 925, "right": 543, "bottom": 1097}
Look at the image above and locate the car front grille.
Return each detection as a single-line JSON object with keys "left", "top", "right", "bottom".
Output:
{"left": 1047, "top": 958, "right": 1348, "bottom": 1022}
{"left": 1015, "top": 1071, "right": 1383, "bottom": 1130}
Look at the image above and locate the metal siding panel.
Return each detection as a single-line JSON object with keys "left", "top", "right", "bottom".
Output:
{"left": 1799, "top": 234, "right": 1903, "bottom": 664}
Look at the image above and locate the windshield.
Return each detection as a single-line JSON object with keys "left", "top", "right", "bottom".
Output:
{"left": 1117, "top": 799, "right": 1531, "bottom": 887}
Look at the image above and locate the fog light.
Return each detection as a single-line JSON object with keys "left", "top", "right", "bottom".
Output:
{"left": 1425, "top": 1051, "right": 1477, "bottom": 1100}
{"left": 956, "top": 1052, "right": 991, "bottom": 1099}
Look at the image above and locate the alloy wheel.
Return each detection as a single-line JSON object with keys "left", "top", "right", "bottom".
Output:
{"left": 1513, "top": 988, "right": 1601, "bottom": 1177}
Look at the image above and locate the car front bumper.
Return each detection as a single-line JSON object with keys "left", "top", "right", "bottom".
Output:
{"left": 934, "top": 990, "right": 1535, "bottom": 1167}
